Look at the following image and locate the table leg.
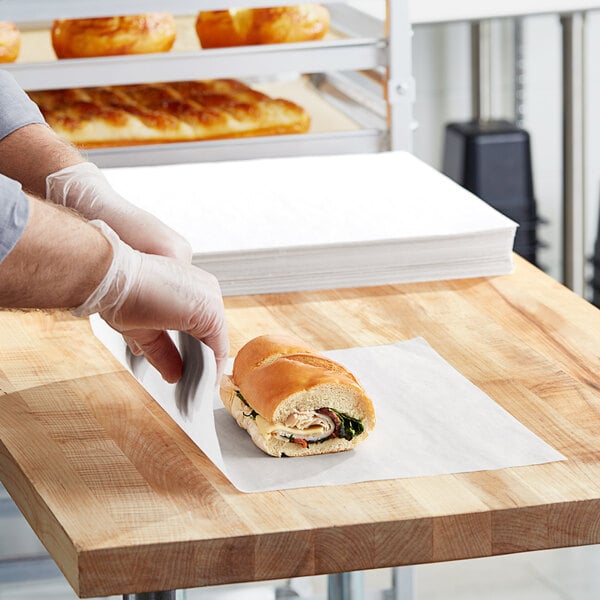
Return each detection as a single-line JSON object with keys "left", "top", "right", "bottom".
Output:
{"left": 327, "top": 572, "right": 364, "bottom": 600}
{"left": 275, "top": 579, "right": 300, "bottom": 598}
{"left": 383, "top": 567, "right": 414, "bottom": 600}
{"left": 123, "top": 592, "right": 176, "bottom": 600}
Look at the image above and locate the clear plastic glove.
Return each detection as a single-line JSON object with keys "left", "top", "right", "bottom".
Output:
{"left": 46, "top": 162, "right": 192, "bottom": 262}
{"left": 73, "top": 220, "right": 229, "bottom": 384}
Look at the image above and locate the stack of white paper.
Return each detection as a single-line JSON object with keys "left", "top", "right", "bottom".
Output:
{"left": 104, "top": 152, "right": 517, "bottom": 296}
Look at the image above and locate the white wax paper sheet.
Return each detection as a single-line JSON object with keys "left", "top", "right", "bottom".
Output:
{"left": 91, "top": 317, "right": 565, "bottom": 493}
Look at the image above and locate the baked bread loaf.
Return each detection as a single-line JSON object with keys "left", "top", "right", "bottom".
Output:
{"left": 28, "top": 79, "right": 310, "bottom": 148}
{"left": 51, "top": 13, "right": 176, "bottom": 58}
{"left": 0, "top": 22, "right": 20, "bottom": 63}
{"left": 196, "top": 4, "right": 330, "bottom": 48}
{"left": 221, "top": 334, "right": 376, "bottom": 457}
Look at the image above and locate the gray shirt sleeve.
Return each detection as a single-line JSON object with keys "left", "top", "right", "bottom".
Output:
{"left": 0, "top": 69, "right": 46, "bottom": 140}
{"left": 0, "top": 174, "right": 29, "bottom": 262}
{"left": 0, "top": 69, "right": 42, "bottom": 263}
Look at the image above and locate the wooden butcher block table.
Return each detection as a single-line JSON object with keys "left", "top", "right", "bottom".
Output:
{"left": 0, "top": 256, "right": 599, "bottom": 598}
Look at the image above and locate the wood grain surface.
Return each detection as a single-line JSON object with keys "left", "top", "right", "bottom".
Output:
{"left": 0, "top": 256, "right": 599, "bottom": 597}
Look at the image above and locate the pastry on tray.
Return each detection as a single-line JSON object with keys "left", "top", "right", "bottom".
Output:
{"left": 0, "top": 21, "right": 20, "bottom": 63}
{"left": 51, "top": 13, "right": 176, "bottom": 58}
{"left": 196, "top": 4, "right": 330, "bottom": 48}
{"left": 29, "top": 79, "right": 310, "bottom": 148}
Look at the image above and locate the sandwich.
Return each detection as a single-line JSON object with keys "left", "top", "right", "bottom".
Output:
{"left": 220, "top": 334, "right": 375, "bottom": 457}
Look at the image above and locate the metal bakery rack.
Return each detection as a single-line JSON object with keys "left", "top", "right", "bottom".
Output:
{"left": 1, "top": 0, "right": 414, "bottom": 167}
{"left": 0, "top": 3, "right": 416, "bottom": 597}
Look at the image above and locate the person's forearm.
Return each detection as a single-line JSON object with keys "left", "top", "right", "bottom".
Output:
{"left": 0, "top": 123, "right": 83, "bottom": 197}
{"left": 0, "top": 70, "right": 83, "bottom": 196}
{"left": 0, "top": 195, "right": 112, "bottom": 309}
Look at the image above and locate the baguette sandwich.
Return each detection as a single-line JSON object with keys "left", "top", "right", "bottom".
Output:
{"left": 220, "top": 334, "right": 375, "bottom": 457}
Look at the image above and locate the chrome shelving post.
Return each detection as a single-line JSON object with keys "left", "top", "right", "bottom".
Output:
{"left": 560, "top": 12, "right": 587, "bottom": 295}
{"left": 386, "top": 0, "right": 414, "bottom": 151}
{"left": 470, "top": 20, "right": 493, "bottom": 123}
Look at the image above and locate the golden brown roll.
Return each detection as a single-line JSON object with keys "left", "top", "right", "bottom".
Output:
{"left": 221, "top": 334, "right": 376, "bottom": 457}
{"left": 196, "top": 4, "right": 330, "bottom": 48}
{"left": 0, "top": 22, "right": 20, "bottom": 63}
{"left": 51, "top": 13, "right": 176, "bottom": 59}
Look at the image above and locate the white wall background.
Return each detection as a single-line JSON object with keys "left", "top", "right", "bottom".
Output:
{"left": 351, "top": 1, "right": 600, "bottom": 296}
{"left": 413, "top": 12, "right": 600, "bottom": 296}
{"left": 410, "top": 12, "right": 600, "bottom": 295}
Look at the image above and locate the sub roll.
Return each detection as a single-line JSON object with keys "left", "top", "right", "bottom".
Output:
{"left": 221, "top": 334, "right": 375, "bottom": 457}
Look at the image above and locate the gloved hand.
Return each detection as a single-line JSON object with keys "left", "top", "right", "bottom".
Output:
{"left": 74, "top": 220, "right": 229, "bottom": 384}
{"left": 46, "top": 161, "right": 192, "bottom": 262}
